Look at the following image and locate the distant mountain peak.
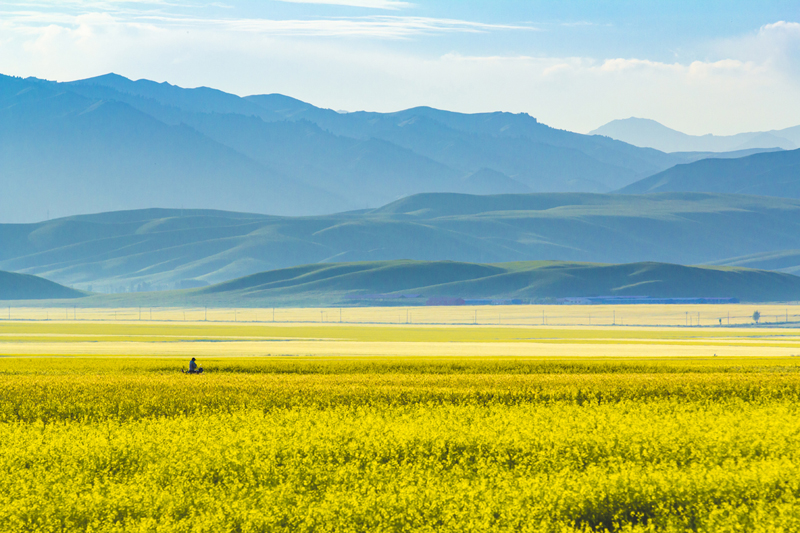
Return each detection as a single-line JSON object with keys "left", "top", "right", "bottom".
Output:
{"left": 591, "top": 117, "right": 797, "bottom": 153}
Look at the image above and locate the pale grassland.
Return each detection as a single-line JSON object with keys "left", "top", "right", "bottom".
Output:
{"left": 2, "top": 303, "right": 799, "bottom": 326}
{"left": 4, "top": 313, "right": 800, "bottom": 358}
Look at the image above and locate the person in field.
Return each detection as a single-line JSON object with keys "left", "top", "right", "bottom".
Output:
{"left": 185, "top": 357, "right": 203, "bottom": 374}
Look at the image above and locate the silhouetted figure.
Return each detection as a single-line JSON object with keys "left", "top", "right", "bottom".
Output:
{"left": 185, "top": 357, "right": 203, "bottom": 374}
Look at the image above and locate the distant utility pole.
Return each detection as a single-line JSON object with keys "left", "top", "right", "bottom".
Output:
{"left": 613, "top": 310, "right": 616, "bottom": 326}
{"left": 205, "top": 307, "right": 207, "bottom": 321}
{"left": 272, "top": 308, "right": 275, "bottom": 322}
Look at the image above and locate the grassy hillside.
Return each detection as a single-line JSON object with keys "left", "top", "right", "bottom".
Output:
{"left": 198, "top": 260, "right": 800, "bottom": 304}
{"left": 0, "top": 271, "right": 85, "bottom": 300}
{"left": 57, "top": 260, "right": 800, "bottom": 307}
{"left": 7, "top": 193, "right": 800, "bottom": 292}
{"left": 619, "top": 149, "right": 800, "bottom": 196}
{"left": 709, "top": 250, "right": 800, "bottom": 275}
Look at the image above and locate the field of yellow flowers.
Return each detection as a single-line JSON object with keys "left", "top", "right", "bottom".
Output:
{"left": 2, "top": 353, "right": 800, "bottom": 532}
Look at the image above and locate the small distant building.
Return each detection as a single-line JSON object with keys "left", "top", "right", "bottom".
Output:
{"left": 463, "top": 298, "right": 525, "bottom": 305}
{"left": 426, "top": 297, "right": 466, "bottom": 306}
{"left": 558, "top": 297, "right": 593, "bottom": 305}
{"left": 344, "top": 294, "right": 423, "bottom": 301}
{"left": 556, "top": 296, "right": 739, "bottom": 305}
{"left": 464, "top": 299, "right": 493, "bottom": 305}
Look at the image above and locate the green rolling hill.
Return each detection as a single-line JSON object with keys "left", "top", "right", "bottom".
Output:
{"left": 6, "top": 192, "right": 800, "bottom": 292}
{"left": 198, "top": 259, "right": 800, "bottom": 304}
{"left": 65, "top": 260, "right": 800, "bottom": 307}
{"left": 708, "top": 250, "right": 800, "bottom": 275}
{"left": 0, "top": 271, "right": 85, "bottom": 301}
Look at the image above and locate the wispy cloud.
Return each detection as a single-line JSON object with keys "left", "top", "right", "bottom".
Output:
{"left": 207, "top": 16, "right": 531, "bottom": 37}
{"left": 0, "top": 7, "right": 534, "bottom": 38}
{"left": 274, "top": 0, "right": 414, "bottom": 10}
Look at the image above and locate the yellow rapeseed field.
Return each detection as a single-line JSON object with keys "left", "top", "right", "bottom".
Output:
{"left": 3, "top": 312, "right": 800, "bottom": 531}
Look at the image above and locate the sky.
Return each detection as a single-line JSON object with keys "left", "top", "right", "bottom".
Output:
{"left": 1, "top": 1, "right": 799, "bottom": 134}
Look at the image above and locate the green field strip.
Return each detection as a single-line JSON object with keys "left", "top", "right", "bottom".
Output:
{"left": 4, "top": 322, "right": 800, "bottom": 344}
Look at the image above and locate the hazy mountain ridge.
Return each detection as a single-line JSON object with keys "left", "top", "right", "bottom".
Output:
{"left": 618, "top": 149, "right": 800, "bottom": 197}
{"left": 0, "top": 75, "right": 348, "bottom": 222}
{"left": 592, "top": 117, "right": 800, "bottom": 153}
{"left": 77, "top": 73, "right": 682, "bottom": 189}
{"left": 5, "top": 72, "right": 787, "bottom": 224}
{"left": 7, "top": 193, "right": 800, "bottom": 292}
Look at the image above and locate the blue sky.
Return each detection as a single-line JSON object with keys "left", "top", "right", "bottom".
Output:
{"left": 2, "top": 1, "right": 799, "bottom": 134}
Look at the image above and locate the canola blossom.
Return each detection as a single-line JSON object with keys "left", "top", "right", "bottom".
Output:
{"left": 2, "top": 357, "right": 800, "bottom": 531}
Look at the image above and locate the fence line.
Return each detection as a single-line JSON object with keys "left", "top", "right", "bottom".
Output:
{"left": 2, "top": 305, "right": 800, "bottom": 328}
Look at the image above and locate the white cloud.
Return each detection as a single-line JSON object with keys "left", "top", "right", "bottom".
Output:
{"left": 714, "top": 20, "right": 800, "bottom": 79}
{"left": 595, "top": 58, "right": 682, "bottom": 73}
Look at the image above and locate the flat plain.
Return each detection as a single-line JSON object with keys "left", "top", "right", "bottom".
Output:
{"left": 3, "top": 305, "right": 800, "bottom": 532}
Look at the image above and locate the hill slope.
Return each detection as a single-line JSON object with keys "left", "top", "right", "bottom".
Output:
{"left": 0, "top": 271, "right": 85, "bottom": 300}
{"left": 618, "top": 149, "right": 800, "bottom": 196}
{"left": 7, "top": 193, "right": 800, "bottom": 291}
{"left": 177, "top": 260, "right": 800, "bottom": 305}
{"left": 591, "top": 118, "right": 798, "bottom": 152}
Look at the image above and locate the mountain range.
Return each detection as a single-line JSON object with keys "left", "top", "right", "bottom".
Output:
{"left": 0, "top": 73, "right": 765, "bottom": 223}
{"left": 591, "top": 117, "right": 800, "bottom": 153}
{"left": 6, "top": 192, "right": 800, "bottom": 293}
